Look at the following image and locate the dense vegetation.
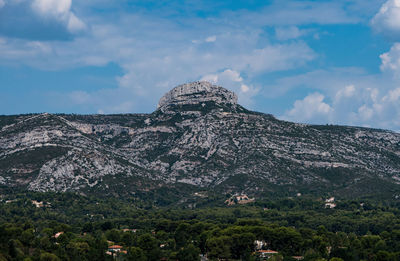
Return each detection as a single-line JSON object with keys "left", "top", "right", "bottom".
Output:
{"left": 1, "top": 193, "right": 400, "bottom": 260}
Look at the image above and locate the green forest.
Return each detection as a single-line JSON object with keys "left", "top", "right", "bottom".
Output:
{"left": 1, "top": 192, "right": 400, "bottom": 261}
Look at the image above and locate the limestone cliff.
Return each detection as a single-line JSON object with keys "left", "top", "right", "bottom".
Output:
{"left": 0, "top": 81, "right": 399, "bottom": 198}
{"left": 157, "top": 81, "right": 238, "bottom": 112}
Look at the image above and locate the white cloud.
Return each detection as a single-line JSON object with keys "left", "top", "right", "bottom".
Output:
{"left": 200, "top": 69, "right": 243, "bottom": 85}
{"left": 31, "top": 0, "right": 71, "bottom": 16}
{"left": 69, "top": 90, "right": 91, "bottom": 104}
{"left": 240, "top": 84, "right": 250, "bottom": 93}
{"left": 67, "top": 13, "right": 86, "bottom": 33}
{"left": 3, "top": 0, "right": 399, "bottom": 131}
{"left": 349, "top": 87, "right": 400, "bottom": 129}
{"left": 237, "top": 1, "right": 361, "bottom": 27}
{"left": 31, "top": 0, "right": 86, "bottom": 33}
{"left": 275, "top": 26, "right": 308, "bottom": 41}
{"left": 335, "top": 84, "right": 356, "bottom": 101}
{"left": 384, "top": 87, "right": 400, "bottom": 102}
{"left": 371, "top": 0, "right": 400, "bottom": 40}
{"left": 205, "top": 35, "right": 216, "bottom": 42}
{"left": 201, "top": 69, "right": 258, "bottom": 106}
{"left": 241, "top": 42, "right": 315, "bottom": 74}
{"left": 0, "top": 38, "right": 55, "bottom": 62}
{"left": 283, "top": 93, "right": 333, "bottom": 124}
{"left": 357, "top": 105, "right": 374, "bottom": 121}
{"left": 269, "top": 62, "right": 400, "bottom": 130}
{"left": 220, "top": 69, "right": 242, "bottom": 82}
{"left": 200, "top": 73, "right": 218, "bottom": 83}
{"left": 0, "top": 12, "right": 315, "bottom": 112}
{"left": 281, "top": 80, "right": 400, "bottom": 130}
{"left": 0, "top": 0, "right": 5, "bottom": 8}
{"left": 261, "top": 67, "right": 374, "bottom": 99}
{"left": 380, "top": 42, "right": 400, "bottom": 74}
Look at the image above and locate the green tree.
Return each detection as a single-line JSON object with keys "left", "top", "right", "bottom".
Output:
{"left": 122, "top": 232, "right": 136, "bottom": 247}
{"left": 137, "top": 234, "right": 160, "bottom": 261}
{"left": 20, "top": 229, "right": 35, "bottom": 247}
{"left": 8, "top": 239, "right": 20, "bottom": 259}
{"left": 376, "top": 251, "right": 390, "bottom": 261}
{"left": 231, "top": 232, "right": 255, "bottom": 259}
{"left": 39, "top": 252, "right": 60, "bottom": 261}
{"left": 105, "top": 229, "right": 121, "bottom": 243}
{"left": 127, "top": 247, "right": 147, "bottom": 261}
{"left": 176, "top": 244, "right": 200, "bottom": 261}
{"left": 66, "top": 241, "right": 90, "bottom": 261}
{"left": 82, "top": 223, "right": 94, "bottom": 233}
{"left": 206, "top": 236, "right": 232, "bottom": 260}
{"left": 175, "top": 223, "right": 191, "bottom": 248}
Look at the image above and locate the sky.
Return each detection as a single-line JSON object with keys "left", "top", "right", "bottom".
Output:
{"left": 1, "top": 0, "right": 400, "bottom": 132}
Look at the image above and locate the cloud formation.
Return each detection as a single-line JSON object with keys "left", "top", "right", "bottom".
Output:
{"left": 371, "top": 0, "right": 400, "bottom": 40}
{"left": 283, "top": 93, "right": 333, "bottom": 124}
{"left": 0, "top": 0, "right": 85, "bottom": 40}
{"left": 1, "top": 0, "right": 400, "bottom": 131}
{"left": 31, "top": 0, "right": 86, "bottom": 33}
{"left": 380, "top": 42, "right": 400, "bottom": 75}
{"left": 282, "top": 76, "right": 400, "bottom": 131}
{"left": 0, "top": 7, "right": 316, "bottom": 113}
{"left": 201, "top": 69, "right": 259, "bottom": 106}
{"left": 275, "top": 26, "right": 310, "bottom": 41}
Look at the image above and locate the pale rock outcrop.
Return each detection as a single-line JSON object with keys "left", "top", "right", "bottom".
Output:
{"left": 0, "top": 81, "right": 399, "bottom": 196}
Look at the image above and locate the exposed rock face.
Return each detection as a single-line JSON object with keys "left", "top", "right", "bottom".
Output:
{"left": 157, "top": 81, "right": 238, "bottom": 113}
{"left": 0, "top": 81, "right": 399, "bottom": 198}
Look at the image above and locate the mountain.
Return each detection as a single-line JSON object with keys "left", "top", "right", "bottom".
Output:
{"left": 1, "top": 81, "right": 399, "bottom": 200}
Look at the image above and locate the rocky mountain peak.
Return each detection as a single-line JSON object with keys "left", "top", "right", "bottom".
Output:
{"left": 157, "top": 81, "right": 238, "bottom": 113}
{"left": 1, "top": 81, "right": 399, "bottom": 198}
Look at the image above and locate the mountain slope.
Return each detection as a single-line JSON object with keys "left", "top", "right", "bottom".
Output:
{"left": 1, "top": 81, "right": 399, "bottom": 198}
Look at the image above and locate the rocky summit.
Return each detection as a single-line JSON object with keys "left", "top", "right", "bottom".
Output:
{"left": 0, "top": 81, "right": 399, "bottom": 199}
{"left": 157, "top": 81, "right": 238, "bottom": 113}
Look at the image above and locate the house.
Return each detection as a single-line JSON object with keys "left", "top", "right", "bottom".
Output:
{"left": 31, "top": 200, "right": 44, "bottom": 208}
{"left": 54, "top": 232, "right": 64, "bottom": 239}
{"left": 106, "top": 249, "right": 126, "bottom": 256}
{"left": 326, "top": 246, "right": 332, "bottom": 255}
{"left": 254, "top": 240, "right": 267, "bottom": 250}
{"left": 255, "top": 249, "right": 279, "bottom": 259}
{"left": 325, "top": 197, "right": 335, "bottom": 203}
{"left": 325, "top": 203, "right": 336, "bottom": 208}
{"left": 325, "top": 197, "right": 336, "bottom": 208}
{"left": 193, "top": 192, "right": 207, "bottom": 198}
{"left": 225, "top": 194, "right": 255, "bottom": 205}
{"left": 31, "top": 200, "right": 50, "bottom": 208}
{"left": 108, "top": 245, "right": 123, "bottom": 253}
{"left": 122, "top": 228, "right": 138, "bottom": 233}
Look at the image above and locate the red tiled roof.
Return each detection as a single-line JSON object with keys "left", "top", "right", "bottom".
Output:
{"left": 108, "top": 245, "right": 123, "bottom": 249}
{"left": 257, "top": 250, "right": 279, "bottom": 254}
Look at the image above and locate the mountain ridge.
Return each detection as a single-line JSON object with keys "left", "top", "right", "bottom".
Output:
{"left": 1, "top": 81, "right": 399, "bottom": 200}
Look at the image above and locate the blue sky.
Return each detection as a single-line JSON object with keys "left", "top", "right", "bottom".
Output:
{"left": 1, "top": 0, "right": 400, "bottom": 131}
